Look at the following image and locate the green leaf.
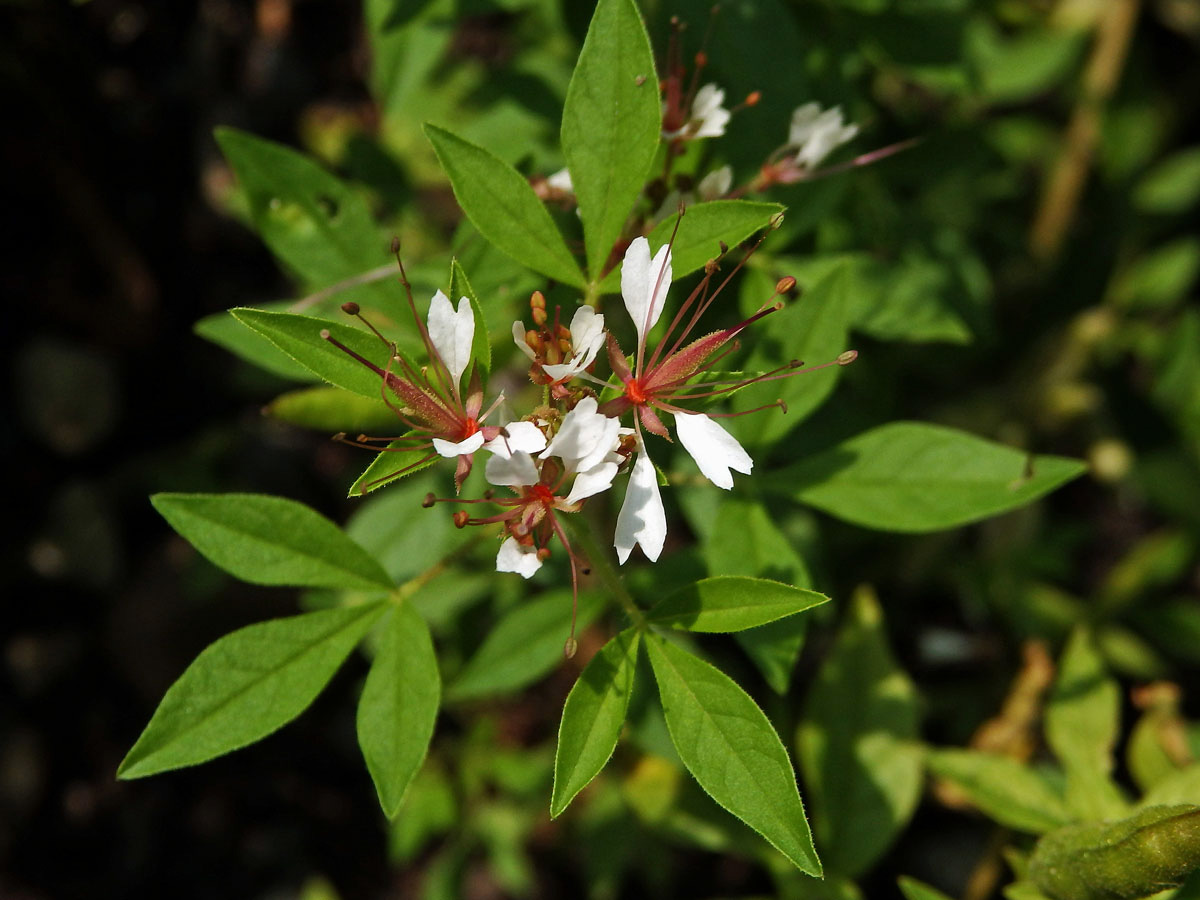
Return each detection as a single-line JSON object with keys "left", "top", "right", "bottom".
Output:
{"left": 601, "top": 201, "right": 786, "bottom": 291}
{"left": 194, "top": 307, "right": 316, "bottom": 381}
{"left": 118, "top": 603, "right": 386, "bottom": 778}
{"left": 447, "top": 591, "right": 605, "bottom": 700}
{"left": 265, "top": 385, "right": 400, "bottom": 433}
{"left": 1134, "top": 147, "right": 1200, "bottom": 215}
{"left": 424, "top": 124, "right": 584, "bottom": 287}
{"left": 551, "top": 628, "right": 640, "bottom": 817}
{"left": 645, "top": 633, "right": 821, "bottom": 875}
{"left": 1029, "top": 805, "right": 1200, "bottom": 900}
{"left": 215, "top": 128, "right": 396, "bottom": 311}
{"left": 1111, "top": 238, "right": 1200, "bottom": 311}
{"left": 561, "top": 0, "right": 661, "bottom": 281}
{"left": 898, "top": 877, "right": 956, "bottom": 900}
{"left": 798, "top": 587, "right": 923, "bottom": 877}
{"left": 702, "top": 497, "right": 812, "bottom": 693}
{"left": 347, "top": 435, "right": 437, "bottom": 497}
{"left": 645, "top": 576, "right": 827, "bottom": 633}
{"left": 151, "top": 493, "right": 394, "bottom": 591}
{"left": 769, "top": 422, "right": 1088, "bottom": 533}
{"left": 926, "top": 749, "right": 1072, "bottom": 834}
{"left": 448, "top": 259, "right": 490, "bottom": 379}
{"left": 231, "top": 308, "right": 400, "bottom": 400}
{"left": 733, "top": 264, "right": 852, "bottom": 446}
{"left": 1142, "top": 764, "right": 1200, "bottom": 809}
{"left": 357, "top": 603, "right": 441, "bottom": 818}
{"left": 1045, "top": 629, "right": 1129, "bottom": 820}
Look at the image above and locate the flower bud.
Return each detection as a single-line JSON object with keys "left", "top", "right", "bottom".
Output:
{"left": 341, "top": 301, "right": 360, "bottom": 316}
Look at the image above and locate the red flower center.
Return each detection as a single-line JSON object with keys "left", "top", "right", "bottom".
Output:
{"left": 624, "top": 378, "right": 649, "bottom": 406}
{"left": 530, "top": 484, "right": 555, "bottom": 505}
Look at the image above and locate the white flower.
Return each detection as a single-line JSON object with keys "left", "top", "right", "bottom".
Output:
{"left": 786, "top": 103, "right": 859, "bottom": 170}
{"left": 665, "top": 83, "right": 731, "bottom": 140}
{"left": 485, "top": 449, "right": 541, "bottom": 487}
{"left": 615, "top": 448, "right": 666, "bottom": 563}
{"left": 620, "top": 236, "right": 673, "bottom": 347}
{"left": 427, "top": 289, "right": 475, "bottom": 384}
{"left": 542, "top": 397, "right": 624, "bottom": 504}
{"left": 483, "top": 420, "right": 547, "bottom": 457}
{"left": 674, "top": 412, "right": 752, "bottom": 489}
{"left": 540, "top": 305, "right": 606, "bottom": 382}
{"left": 496, "top": 536, "right": 542, "bottom": 578}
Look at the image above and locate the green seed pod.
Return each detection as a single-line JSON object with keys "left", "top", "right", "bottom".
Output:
{"left": 1029, "top": 804, "right": 1200, "bottom": 900}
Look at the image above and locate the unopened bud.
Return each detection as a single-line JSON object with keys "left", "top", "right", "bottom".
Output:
{"left": 556, "top": 324, "right": 571, "bottom": 340}
{"left": 745, "top": 90, "right": 761, "bottom": 106}
{"left": 319, "top": 329, "right": 332, "bottom": 340}
{"left": 837, "top": 350, "right": 858, "bottom": 366}
{"left": 563, "top": 637, "right": 578, "bottom": 659}
{"left": 530, "top": 290, "right": 546, "bottom": 311}
{"left": 452, "top": 510, "right": 469, "bottom": 528}
{"left": 390, "top": 236, "right": 400, "bottom": 254}
{"left": 532, "top": 307, "right": 548, "bottom": 326}
{"left": 770, "top": 212, "right": 785, "bottom": 229}
{"left": 694, "top": 50, "right": 708, "bottom": 68}
{"left": 776, "top": 276, "right": 796, "bottom": 294}
{"left": 558, "top": 338, "right": 571, "bottom": 354}
{"left": 341, "top": 301, "right": 360, "bottom": 316}
{"left": 537, "top": 547, "right": 551, "bottom": 561}
{"left": 422, "top": 493, "right": 436, "bottom": 508}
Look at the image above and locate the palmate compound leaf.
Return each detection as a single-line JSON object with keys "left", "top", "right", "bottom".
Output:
{"left": 151, "top": 493, "right": 394, "bottom": 592}
{"left": 561, "top": 0, "right": 660, "bottom": 282}
{"left": 646, "top": 576, "right": 828, "bottom": 633}
{"left": 551, "top": 628, "right": 640, "bottom": 818}
{"left": 118, "top": 603, "right": 387, "bottom": 779}
{"left": 645, "top": 633, "right": 822, "bottom": 875}
{"left": 797, "top": 587, "right": 922, "bottom": 878}
{"left": 768, "top": 421, "right": 1088, "bottom": 533}
{"left": 424, "top": 124, "right": 584, "bottom": 288}
{"left": 357, "top": 602, "right": 440, "bottom": 818}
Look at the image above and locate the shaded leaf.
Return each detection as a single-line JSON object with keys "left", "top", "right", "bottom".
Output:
{"left": 798, "top": 587, "right": 923, "bottom": 877}
{"left": 646, "top": 633, "right": 821, "bottom": 875}
{"left": 152, "top": 493, "right": 394, "bottom": 591}
{"left": 265, "top": 385, "right": 400, "bottom": 433}
{"left": 551, "top": 628, "right": 640, "bottom": 817}
{"left": 768, "top": 422, "right": 1087, "bottom": 533}
{"left": 448, "top": 591, "right": 605, "bottom": 700}
{"left": 357, "top": 603, "right": 441, "bottom": 817}
{"left": 194, "top": 307, "right": 316, "bottom": 381}
{"left": 119, "top": 603, "right": 386, "bottom": 778}
{"left": 898, "top": 877, "right": 956, "bottom": 900}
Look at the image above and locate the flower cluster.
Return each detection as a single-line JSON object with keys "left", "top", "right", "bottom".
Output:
{"left": 327, "top": 232, "right": 855, "bottom": 656}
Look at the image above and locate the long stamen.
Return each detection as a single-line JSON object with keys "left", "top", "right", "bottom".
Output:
{"left": 392, "top": 239, "right": 459, "bottom": 404}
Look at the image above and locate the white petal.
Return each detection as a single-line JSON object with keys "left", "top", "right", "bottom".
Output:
{"left": 563, "top": 459, "right": 618, "bottom": 504}
{"left": 542, "top": 397, "right": 620, "bottom": 472}
{"left": 620, "top": 237, "right": 672, "bottom": 348}
{"left": 512, "top": 320, "right": 536, "bottom": 360}
{"left": 484, "top": 421, "right": 547, "bottom": 457}
{"left": 692, "top": 83, "right": 726, "bottom": 119}
{"left": 432, "top": 431, "right": 485, "bottom": 458}
{"left": 485, "top": 449, "right": 539, "bottom": 487}
{"left": 496, "top": 537, "right": 542, "bottom": 579}
{"left": 674, "top": 412, "right": 752, "bottom": 490}
{"left": 427, "top": 290, "right": 474, "bottom": 384}
{"left": 787, "top": 102, "right": 822, "bottom": 148}
{"left": 546, "top": 167, "right": 573, "bottom": 192}
{"left": 541, "top": 305, "right": 606, "bottom": 381}
{"left": 697, "top": 165, "right": 733, "bottom": 201}
{"left": 615, "top": 451, "right": 666, "bottom": 564}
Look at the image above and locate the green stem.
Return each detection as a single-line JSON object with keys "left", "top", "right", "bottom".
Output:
{"left": 563, "top": 515, "right": 645, "bottom": 628}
